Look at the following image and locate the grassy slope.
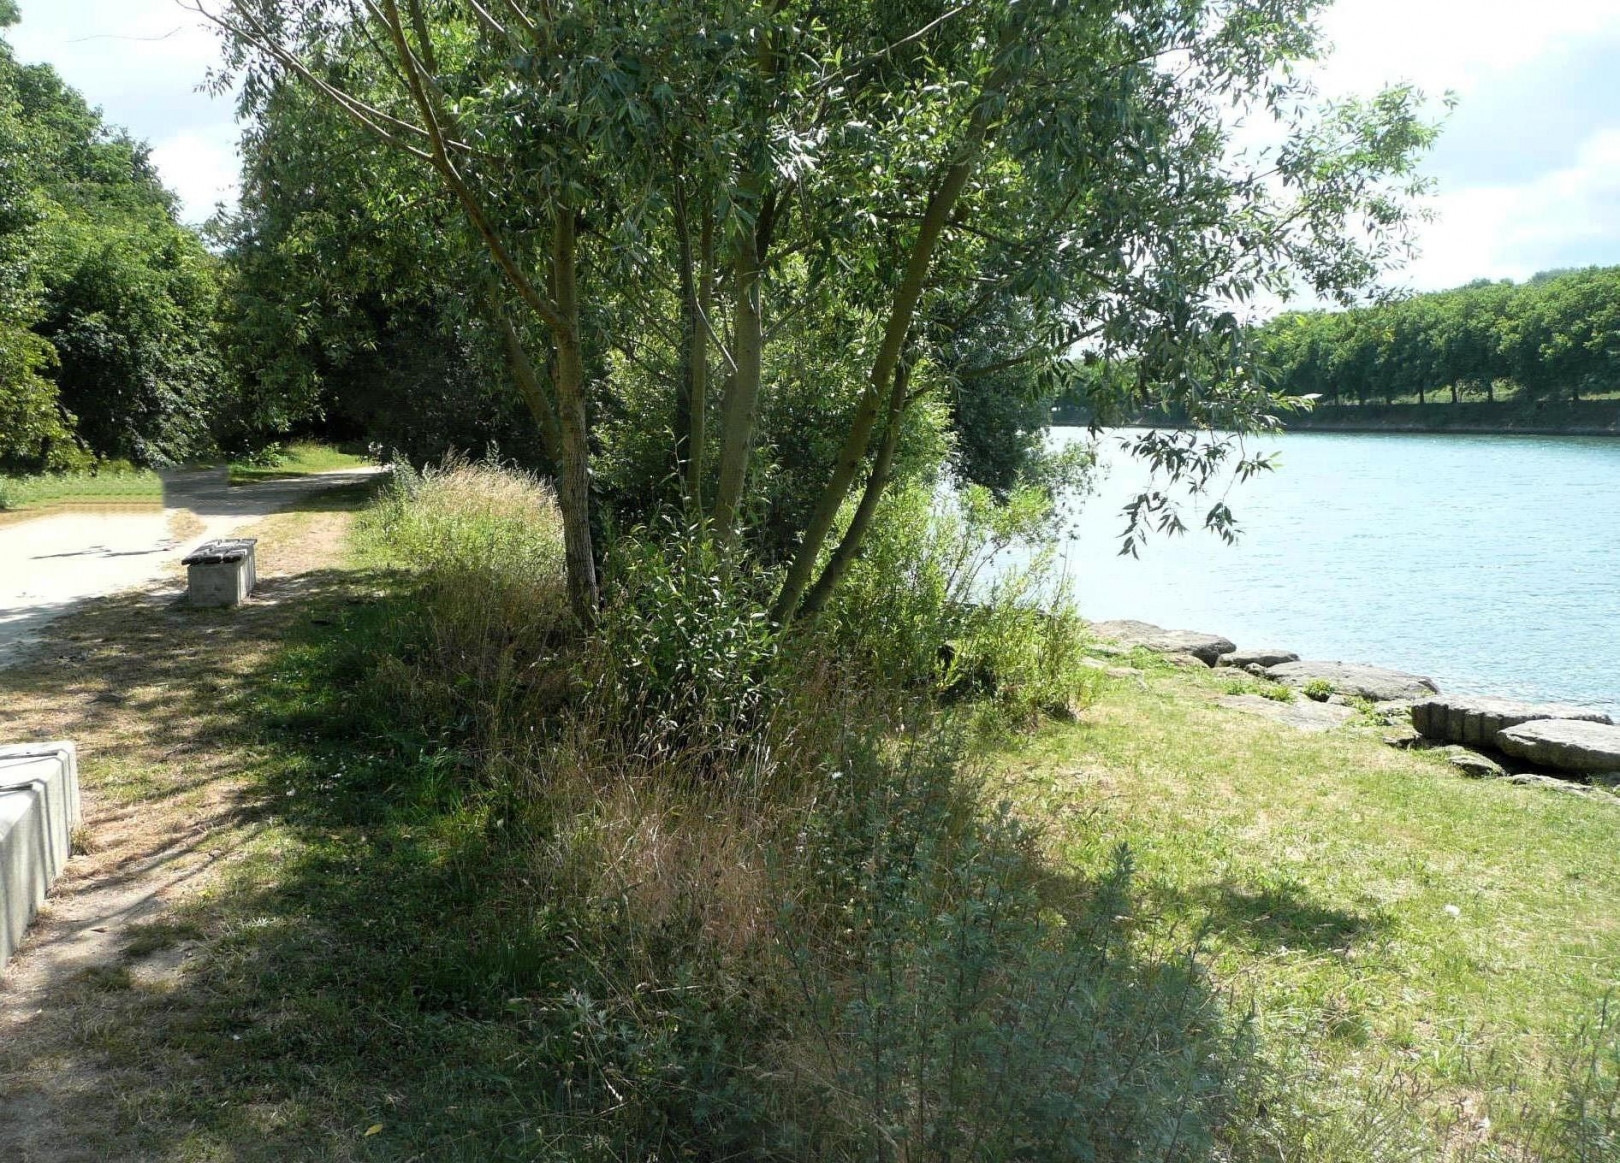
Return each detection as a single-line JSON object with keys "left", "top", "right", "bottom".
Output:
{"left": 229, "top": 442, "right": 371, "bottom": 483}
{"left": 1001, "top": 653, "right": 1620, "bottom": 1143}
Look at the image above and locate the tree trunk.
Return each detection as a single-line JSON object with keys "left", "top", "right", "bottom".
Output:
{"left": 1449, "top": 383, "right": 1458, "bottom": 403}
{"left": 488, "top": 286, "right": 562, "bottom": 463}
{"left": 550, "top": 207, "right": 599, "bottom": 625}
{"left": 711, "top": 203, "right": 766, "bottom": 543}
{"left": 673, "top": 194, "right": 713, "bottom": 515}
{"left": 795, "top": 361, "right": 910, "bottom": 623}
{"left": 772, "top": 156, "right": 978, "bottom": 624}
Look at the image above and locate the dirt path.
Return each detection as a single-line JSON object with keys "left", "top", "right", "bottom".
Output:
{"left": 0, "top": 467, "right": 383, "bottom": 668}
{"left": 0, "top": 492, "right": 367, "bottom": 1162}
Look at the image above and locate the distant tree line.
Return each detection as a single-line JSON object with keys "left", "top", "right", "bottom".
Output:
{"left": 1255, "top": 267, "right": 1620, "bottom": 406}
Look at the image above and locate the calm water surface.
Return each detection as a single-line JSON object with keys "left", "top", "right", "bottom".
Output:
{"left": 1053, "top": 428, "right": 1620, "bottom": 715}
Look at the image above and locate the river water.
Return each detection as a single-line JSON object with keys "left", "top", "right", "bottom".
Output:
{"left": 1052, "top": 427, "right": 1620, "bottom": 715}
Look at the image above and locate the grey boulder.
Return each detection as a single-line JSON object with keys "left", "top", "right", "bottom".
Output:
{"left": 1263, "top": 660, "right": 1439, "bottom": 702}
{"left": 1411, "top": 695, "right": 1611, "bottom": 747}
{"left": 1495, "top": 719, "right": 1620, "bottom": 774}
{"left": 1217, "top": 648, "right": 1300, "bottom": 669}
{"left": 1440, "top": 746, "right": 1507, "bottom": 779}
{"left": 1217, "top": 694, "right": 1355, "bottom": 733}
{"left": 1090, "top": 620, "right": 1235, "bottom": 666}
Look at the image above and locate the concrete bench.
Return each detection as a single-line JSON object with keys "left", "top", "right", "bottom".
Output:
{"left": 1, "top": 741, "right": 81, "bottom": 974}
{"left": 183, "top": 538, "right": 258, "bottom": 606}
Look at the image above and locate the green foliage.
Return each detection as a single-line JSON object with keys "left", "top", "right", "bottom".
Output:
{"left": 362, "top": 458, "right": 569, "bottom": 738}
{"left": 0, "top": 18, "right": 236, "bottom": 466}
{"left": 825, "top": 482, "right": 1096, "bottom": 728}
{"left": 1302, "top": 678, "right": 1335, "bottom": 702}
{"left": 788, "top": 733, "right": 1243, "bottom": 1160}
{"left": 1257, "top": 266, "right": 1620, "bottom": 406}
{"left": 584, "top": 524, "right": 781, "bottom": 766}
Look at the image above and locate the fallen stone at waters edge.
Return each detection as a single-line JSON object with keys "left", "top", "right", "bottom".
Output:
{"left": 1217, "top": 694, "right": 1356, "bottom": 733}
{"left": 1217, "top": 648, "right": 1300, "bottom": 669}
{"left": 1089, "top": 620, "right": 1235, "bottom": 666}
{"left": 1410, "top": 694, "right": 1612, "bottom": 747}
{"left": 1263, "top": 660, "right": 1439, "bottom": 702}
{"left": 1496, "top": 719, "right": 1620, "bottom": 774}
{"left": 1440, "top": 746, "right": 1507, "bottom": 779}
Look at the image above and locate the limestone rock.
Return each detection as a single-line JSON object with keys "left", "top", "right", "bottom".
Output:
{"left": 1216, "top": 648, "right": 1300, "bottom": 669}
{"left": 1440, "top": 746, "right": 1506, "bottom": 779}
{"left": 1162, "top": 652, "right": 1211, "bottom": 669}
{"left": 1217, "top": 694, "right": 1356, "bottom": 733}
{"left": 1263, "top": 660, "right": 1439, "bottom": 702}
{"left": 1411, "top": 695, "right": 1611, "bottom": 747}
{"left": 1496, "top": 719, "right": 1620, "bottom": 774}
{"left": 1089, "top": 620, "right": 1235, "bottom": 666}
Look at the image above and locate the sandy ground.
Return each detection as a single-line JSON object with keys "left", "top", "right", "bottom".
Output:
{"left": 0, "top": 493, "right": 368, "bottom": 1162}
{"left": 0, "top": 468, "right": 383, "bottom": 668}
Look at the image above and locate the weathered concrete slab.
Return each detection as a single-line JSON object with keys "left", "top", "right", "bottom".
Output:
{"left": 1216, "top": 648, "right": 1300, "bottom": 669}
{"left": 1217, "top": 694, "right": 1356, "bottom": 732}
{"left": 1411, "top": 695, "right": 1611, "bottom": 747}
{"left": 1496, "top": 719, "right": 1620, "bottom": 774}
{"left": 1090, "top": 620, "right": 1235, "bottom": 666}
{"left": 1, "top": 741, "right": 81, "bottom": 974}
{"left": 1263, "top": 660, "right": 1439, "bottom": 702}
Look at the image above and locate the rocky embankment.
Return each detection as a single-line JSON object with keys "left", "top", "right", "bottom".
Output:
{"left": 1088, "top": 620, "right": 1620, "bottom": 787}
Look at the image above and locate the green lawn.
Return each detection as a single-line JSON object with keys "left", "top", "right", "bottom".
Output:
{"left": 229, "top": 441, "right": 371, "bottom": 483}
{"left": 0, "top": 466, "right": 162, "bottom": 511}
{"left": 1001, "top": 654, "right": 1620, "bottom": 1152}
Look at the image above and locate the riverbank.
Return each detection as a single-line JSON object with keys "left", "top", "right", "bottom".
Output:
{"left": 1284, "top": 398, "right": 1620, "bottom": 436}
{"left": 1052, "top": 397, "right": 1620, "bottom": 436}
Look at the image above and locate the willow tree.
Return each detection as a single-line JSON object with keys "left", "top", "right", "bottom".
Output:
{"left": 197, "top": 0, "right": 1436, "bottom": 625}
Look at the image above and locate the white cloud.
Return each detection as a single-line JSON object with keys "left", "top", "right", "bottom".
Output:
{"left": 148, "top": 127, "right": 239, "bottom": 224}
{"left": 1314, "top": 0, "right": 1618, "bottom": 98}
{"left": 9, "top": 0, "right": 236, "bottom": 223}
{"left": 1401, "top": 128, "right": 1620, "bottom": 289}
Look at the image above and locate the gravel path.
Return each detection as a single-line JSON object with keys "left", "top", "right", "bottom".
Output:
{"left": 0, "top": 467, "right": 383, "bottom": 669}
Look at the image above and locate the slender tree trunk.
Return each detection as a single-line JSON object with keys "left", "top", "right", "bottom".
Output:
{"left": 711, "top": 209, "right": 764, "bottom": 542}
{"left": 550, "top": 206, "right": 599, "bottom": 624}
{"left": 772, "top": 156, "right": 977, "bottom": 623}
{"left": 796, "top": 361, "right": 911, "bottom": 623}
{"left": 1450, "top": 383, "right": 1458, "bottom": 403}
{"left": 487, "top": 285, "right": 562, "bottom": 463}
{"left": 674, "top": 186, "right": 712, "bottom": 512}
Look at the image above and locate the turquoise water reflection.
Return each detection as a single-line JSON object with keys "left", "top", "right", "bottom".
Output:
{"left": 1055, "top": 428, "right": 1620, "bottom": 715}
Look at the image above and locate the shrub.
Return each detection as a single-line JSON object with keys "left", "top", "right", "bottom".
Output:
{"left": 1302, "top": 678, "right": 1335, "bottom": 702}
{"left": 824, "top": 481, "right": 1097, "bottom": 728}
{"left": 581, "top": 521, "right": 783, "bottom": 772}
{"left": 782, "top": 724, "right": 1245, "bottom": 1159}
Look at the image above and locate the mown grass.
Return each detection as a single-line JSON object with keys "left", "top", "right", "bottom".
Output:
{"left": 999, "top": 649, "right": 1620, "bottom": 1156}
{"left": 229, "top": 441, "right": 371, "bottom": 483}
{"left": 0, "top": 463, "right": 161, "bottom": 510}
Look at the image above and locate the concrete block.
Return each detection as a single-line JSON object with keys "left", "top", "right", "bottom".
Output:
{"left": 1, "top": 741, "right": 81, "bottom": 974}
{"left": 184, "top": 538, "right": 257, "bottom": 606}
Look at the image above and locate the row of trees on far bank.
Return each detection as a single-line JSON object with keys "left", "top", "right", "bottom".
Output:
{"left": 1256, "top": 266, "right": 1620, "bottom": 406}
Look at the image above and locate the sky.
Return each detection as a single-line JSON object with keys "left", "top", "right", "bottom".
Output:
{"left": 7, "top": 0, "right": 1619, "bottom": 295}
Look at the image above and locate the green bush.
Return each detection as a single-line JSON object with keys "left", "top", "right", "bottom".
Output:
{"left": 784, "top": 725, "right": 1245, "bottom": 1159}
{"left": 582, "top": 522, "right": 782, "bottom": 770}
{"left": 825, "top": 482, "right": 1097, "bottom": 727}
{"left": 1302, "top": 678, "right": 1335, "bottom": 702}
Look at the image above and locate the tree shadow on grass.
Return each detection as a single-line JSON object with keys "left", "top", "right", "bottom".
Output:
{"left": 1170, "top": 878, "right": 1387, "bottom": 955}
